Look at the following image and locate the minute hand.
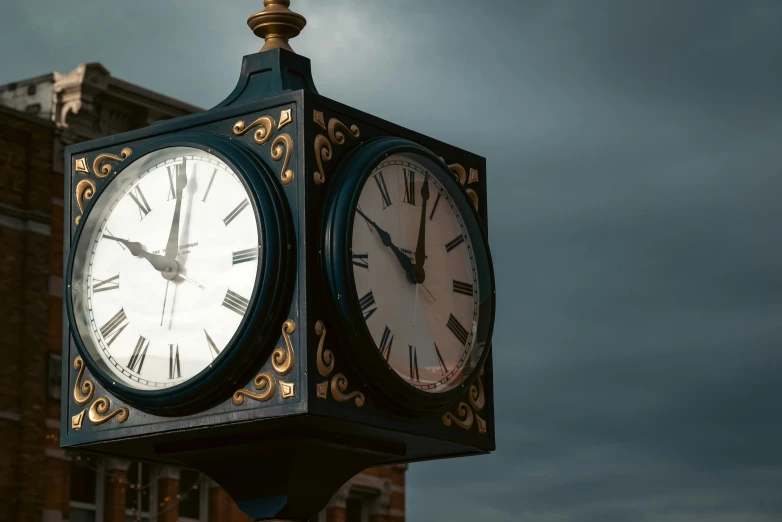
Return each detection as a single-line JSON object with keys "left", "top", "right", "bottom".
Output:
{"left": 165, "top": 161, "right": 188, "bottom": 260}
{"left": 356, "top": 208, "right": 414, "bottom": 278}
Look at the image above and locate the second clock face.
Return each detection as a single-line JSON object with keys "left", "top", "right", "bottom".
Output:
{"left": 72, "top": 147, "right": 261, "bottom": 390}
{"left": 351, "top": 154, "right": 479, "bottom": 393}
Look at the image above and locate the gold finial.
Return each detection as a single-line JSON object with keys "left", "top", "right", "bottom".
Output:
{"left": 248, "top": 0, "right": 307, "bottom": 53}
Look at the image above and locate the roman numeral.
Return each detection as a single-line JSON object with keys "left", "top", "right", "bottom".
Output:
{"left": 358, "top": 290, "right": 377, "bottom": 321}
{"left": 224, "top": 199, "right": 249, "bottom": 226}
{"left": 403, "top": 168, "right": 416, "bottom": 205}
{"left": 352, "top": 252, "right": 369, "bottom": 270}
{"left": 169, "top": 344, "right": 181, "bottom": 379}
{"left": 409, "top": 345, "right": 420, "bottom": 381}
{"left": 453, "top": 280, "right": 473, "bottom": 296}
{"left": 204, "top": 330, "right": 220, "bottom": 359}
{"left": 202, "top": 168, "right": 217, "bottom": 202}
{"left": 429, "top": 192, "right": 441, "bottom": 220}
{"left": 222, "top": 289, "right": 249, "bottom": 315}
{"left": 166, "top": 165, "right": 177, "bottom": 201}
{"left": 232, "top": 248, "right": 258, "bottom": 265}
{"left": 127, "top": 336, "right": 149, "bottom": 374}
{"left": 379, "top": 326, "right": 393, "bottom": 361}
{"left": 447, "top": 313, "right": 470, "bottom": 346}
{"left": 374, "top": 171, "right": 392, "bottom": 209}
{"left": 99, "top": 309, "right": 128, "bottom": 346}
{"left": 128, "top": 186, "right": 151, "bottom": 219}
{"left": 93, "top": 274, "right": 120, "bottom": 293}
{"left": 104, "top": 228, "right": 125, "bottom": 250}
{"left": 445, "top": 234, "right": 465, "bottom": 253}
{"left": 434, "top": 343, "right": 448, "bottom": 374}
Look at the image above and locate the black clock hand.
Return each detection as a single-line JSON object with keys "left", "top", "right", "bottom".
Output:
{"left": 104, "top": 235, "right": 177, "bottom": 275}
{"left": 165, "top": 160, "right": 188, "bottom": 261}
{"left": 355, "top": 208, "right": 414, "bottom": 279}
{"left": 413, "top": 172, "right": 430, "bottom": 283}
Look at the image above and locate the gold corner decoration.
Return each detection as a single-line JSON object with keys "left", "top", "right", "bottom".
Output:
{"left": 272, "top": 319, "right": 296, "bottom": 375}
{"left": 233, "top": 372, "right": 276, "bottom": 405}
{"left": 327, "top": 118, "right": 360, "bottom": 146}
{"left": 74, "top": 157, "right": 89, "bottom": 174}
{"left": 475, "top": 414, "right": 487, "bottom": 434}
{"left": 280, "top": 381, "right": 295, "bottom": 398}
{"left": 74, "top": 179, "right": 96, "bottom": 226}
{"left": 442, "top": 402, "right": 474, "bottom": 431}
{"left": 313, "top": 110, "right": 326, "bottom": 131}
{"left": 88, "top": 397, "right": 129, "bottom": 426}
{"left": 92, "top": 148, "right": 132, "bottom": 179}
{"left": 71, "top": 410, "right": 85, "bottom": 430}
{"left": 73, "top": 356, "right": 94, "bottom": 406}
{"left": 314, "top": 320, "right": 365, "bottom": 407}
{"left": 272, "top": 133, "right": 295, "bottom": 185}
{"left": 468, "top": 372, "right": 485, "bottom": 412}
{"left": 330, "top": 374, "right": 365, "bottom": 407}
{"left": 466, "top": 189, "right": 479, "bottom": 211}
{"left": 448, "top": 163, "right": 467, "bottom": 185}
{"left": 233, "top": 115, "right": 275, "bottom": 145}
{"left": 442, "top": 160, "right": 480, "bottom": 211}
{"left": 468, "top": 168, "right": 479, "bottom": 185}
{"left": 279, "top": 108, "right": 293, "bottom": 130}
{"left": 315, "top": 320, "right": 334, "bottom": 377}
{"left": 313, "top": 134, "right": 332, "bottom": 185}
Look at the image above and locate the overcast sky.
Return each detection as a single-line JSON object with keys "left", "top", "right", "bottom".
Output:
{"left": 4, "top": 0, "right": 782, "bottom": 520}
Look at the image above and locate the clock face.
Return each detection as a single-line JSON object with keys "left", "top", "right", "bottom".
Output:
{"left": 70, "top": 147, "right": 261, "bottom": 390}
{"left": 351, "top": 154, "right": 480, "bottom": 393}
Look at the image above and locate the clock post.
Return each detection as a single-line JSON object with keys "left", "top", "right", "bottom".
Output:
{"left": 60, "top": 1, "right": 497, "bottom": 521}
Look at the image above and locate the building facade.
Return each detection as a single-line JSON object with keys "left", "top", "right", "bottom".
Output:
{"left": 0, "top": 63, "right": 406, "bottom": 522}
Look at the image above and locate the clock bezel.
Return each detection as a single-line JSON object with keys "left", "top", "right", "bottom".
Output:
{"left": 65, "top": 132, "right": 296, "bottom": 416}
{"left": 321, "top": 137, "right": 496, "bottom": 412}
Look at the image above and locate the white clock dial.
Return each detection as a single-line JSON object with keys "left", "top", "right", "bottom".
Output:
{"left": 351, "top": 155, "right": 479, "bottom": 393}
{"left": 76, "top": 147, "right": 260, "bottom": 390}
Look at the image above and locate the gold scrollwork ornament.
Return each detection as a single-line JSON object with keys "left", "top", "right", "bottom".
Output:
{"left": 74, "top": 179, "right": 96, "bottom": 226}
{"left": 442, "top": 402, "right": 474, "bottom": 431}
{"left": 330, "top": 373, "right": 365, "bottom": 407}
{"left": 92, "top": 148, "right": 132, "bottom": 179}
{"left": 271, "top": 133, "right": 294, "bottom": 185}
{"left": 88, "top": 397, "right": 129, "bottom": 425}
{"left": 313, "top": 134, "right": 332, "bottom": 185}
{"left": 233, "top": 115, "right": 275, "bottom": 145}
{"left": 272, "top": 320, "right": 296, "bottom": 375}
{"left": 72, "top": 356, "right": 94, "bottom": 406}
{"left": 327, "top": 118, "right": 360, "bottom": 146}
{"left": 233, "top": 372, "right": 276, "bottom": 405}
{"left": 468, "top": 373, "right": 486, "bottom": 412}
{"left": 315, "top": 320, "right": 334, "bottom": 377}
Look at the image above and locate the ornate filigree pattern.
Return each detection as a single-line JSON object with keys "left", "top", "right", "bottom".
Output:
{"left": 442, "top": 402, "right": 474, "bottom": 430}
{"left": 271, "top": 133, "right": 294, "bottom": 185}
{"left": 73, "top": 356, "right": 94, "bottom": 406}
{"left": 74, "top": 179, "right": 96, "bottom": 226}
{"left": 312, "top": 111, "right": 361, "bottom": 186}
{"left": 92, "top": 148, "right": 132, "bottom": 179}
{"left": 233, "top": 115, "right": 276, "bottom": 145}
{"left": 272, "top": 320, "right": 296, "bottom": 375}
{"left": 233, "top": 372, "right": 276, "bottom": 405}
{"left": 441, "top": 160, "right": 480, "bottom": 211}
{"left": 314, "top": 320, "right": 365, "bottom": 407}
{"left": 88, "top": 397, "right": 129, "bottom": 425}
{"left": 442, "top": 369, "right": 487, "bottom": 434}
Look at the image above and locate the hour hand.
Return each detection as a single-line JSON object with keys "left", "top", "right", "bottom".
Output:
{"left": 104, "top": 235, "right": 176, "bottom": 274}
{"left": 355, "top": 209, "right": 414, "bottom": 279}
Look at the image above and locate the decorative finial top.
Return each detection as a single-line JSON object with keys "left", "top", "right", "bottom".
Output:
{"left": 248, "top": 0, "right": 307, "bottom": 53}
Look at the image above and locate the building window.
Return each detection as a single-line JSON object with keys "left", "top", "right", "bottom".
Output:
{"left": 178, "top": 470, "right": 204, "bottom": 521}
{"left": 27, "top": 83, "right": 36, "bottom": 95}
{"left": 126, "top": 462, "right": 152, "bottom": 522}
{"left": 25, "top": 103, "right": 41, "bottom": 115}
{"left": 345, "top": 498, "right": 365, "bottom": 522}
{"left": 70, "top": 455, "right": 102, "bottom": 522}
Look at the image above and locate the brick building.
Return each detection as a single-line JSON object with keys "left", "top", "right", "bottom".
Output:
{"left": 0, "top": 63, "right": 406, "bottom": 522}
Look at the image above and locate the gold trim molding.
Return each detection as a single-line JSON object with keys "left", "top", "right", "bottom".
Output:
{"left": 73, "top": 356, "right": 94, "bottom": 406}
{"left": 88, "top": 397, "right": 129, "bottom": 425}
{"left": 312, "top": 111, "right": 361, "bottom": 186}
{"left": 314, "top": 320, "right": 365, "bottom": 408}
{"left": 92, "top": 148, "right": 132, "bottom": 179}
{"left": 442, "top": 369, "right": 487, "bottom": 434}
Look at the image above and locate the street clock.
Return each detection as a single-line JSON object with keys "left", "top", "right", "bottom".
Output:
{"left": 61, "top": 1, "right": 497, "bottom": 520}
